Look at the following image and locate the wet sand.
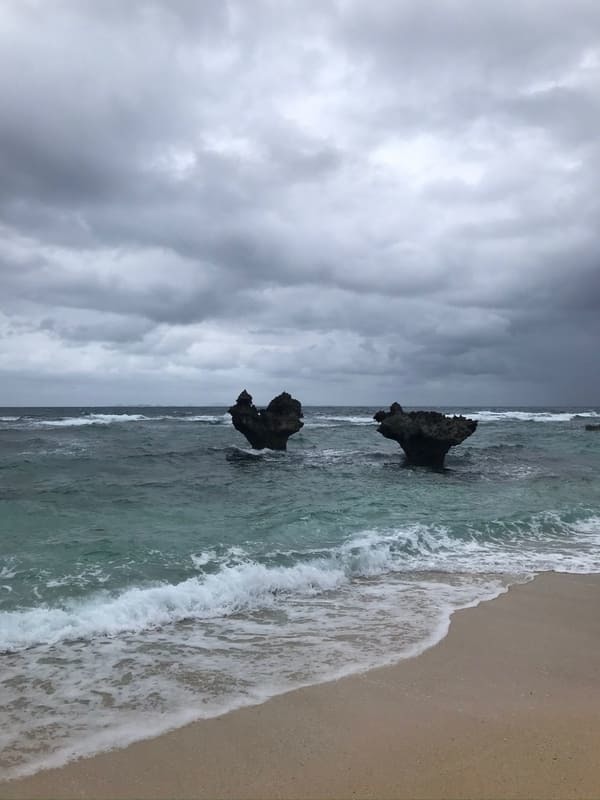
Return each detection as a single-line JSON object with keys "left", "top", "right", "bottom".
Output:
{"left": 2, "top": 572, "right": 600, "bottom": 799}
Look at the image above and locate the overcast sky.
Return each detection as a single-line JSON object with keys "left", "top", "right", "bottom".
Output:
{"left": 1, "top": 0, "right": 599, "bottom": 407}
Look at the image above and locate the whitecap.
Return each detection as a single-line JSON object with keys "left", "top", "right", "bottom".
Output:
{"left": 3, "top": 513, "right": 599, "bottom": 653}
{"left": 308, "top": 415, "right": 375, "bottom": 426}
{"left": 190, "top": 551, "right": 217, "bottom": 569}
{"left": 34, "top": 413, "right": 150, "bottom": 427}
{"left": 468, "top": 410, "right": 600, "bottom": 423}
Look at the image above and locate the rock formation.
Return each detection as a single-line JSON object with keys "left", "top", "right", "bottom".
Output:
{"left": 585, "top": 424, "right": 600, "bottom": 431}
{"left": 228, "top": 390, "right": 303, "bottom": 450}
{"left": 373, "top": 403, "right": 477, "bottom": 467}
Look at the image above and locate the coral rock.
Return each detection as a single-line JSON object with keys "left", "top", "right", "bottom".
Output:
{"left": 374, "top": 403, "right": 477, "bottom": 468}
{"left": 228, "top": 390, "right": 303, "bottom": 450}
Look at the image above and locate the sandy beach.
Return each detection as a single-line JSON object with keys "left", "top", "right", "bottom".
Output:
{"left": 2, "top": 572, "right": 600, "bottom": 800}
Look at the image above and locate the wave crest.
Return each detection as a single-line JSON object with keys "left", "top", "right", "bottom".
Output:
{"left": 2, "top": 514, "right": 599, "bottom": 652}
{"left": 469, "top": 410, "right": 600, "bottom": 422}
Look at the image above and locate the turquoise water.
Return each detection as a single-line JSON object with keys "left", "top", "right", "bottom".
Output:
{"left": 1, "top": 406, "right": 599, "bottom": 777}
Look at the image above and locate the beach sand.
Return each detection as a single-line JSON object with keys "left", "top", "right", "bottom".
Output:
{"left": 2, "top": 572, "right": 600, "bottom": 799}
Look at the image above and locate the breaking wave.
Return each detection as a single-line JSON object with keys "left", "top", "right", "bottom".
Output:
{"left": 308, "top": 415, "right": 375, "bottom": 427}
{"left": 468, "top": 410, "right": 600, "bottom": 423}
{"left": 14, "top": 413, "right": 231, "bottom": 428}
{"left": 3, "top": 514, "right": 598, "bottom": 653}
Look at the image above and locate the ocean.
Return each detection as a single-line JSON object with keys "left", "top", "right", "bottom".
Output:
{"left": 1, "top": 405, "right": 599, "bottom": 779}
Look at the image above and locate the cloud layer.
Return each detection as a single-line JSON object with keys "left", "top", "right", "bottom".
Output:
{"left": 1, "top": 0, "right": 599, "bottom": 405}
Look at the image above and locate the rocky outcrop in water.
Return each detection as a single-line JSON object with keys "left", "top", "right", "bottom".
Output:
{"left": 373, "top": 403, "right": 477, "bottom": 467}
{"left": 228, "top": 390, "right": 303, "bottom": 450}
{"left": 585, "top": 424, "right": 600, "bottom": 431}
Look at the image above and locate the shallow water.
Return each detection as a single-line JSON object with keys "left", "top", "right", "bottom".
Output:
{"left": 1, "top": 405, "right": 599, "bottom": 777}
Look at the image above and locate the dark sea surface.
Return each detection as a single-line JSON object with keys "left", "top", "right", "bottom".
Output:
{"left": 1, "top": 405, "right": 599, "bottom": 777}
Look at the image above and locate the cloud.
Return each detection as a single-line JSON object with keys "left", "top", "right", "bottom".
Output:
{"left": 0, "top": 0, "right": 599, "bottom": 405}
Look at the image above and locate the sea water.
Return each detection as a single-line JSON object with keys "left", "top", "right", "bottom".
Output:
{"left": 1, "top": 406, "right": 599, "bottom": 778}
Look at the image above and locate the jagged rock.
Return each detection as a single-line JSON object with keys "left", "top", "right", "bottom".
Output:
{"left": 373, "top": 403, "right": 477, "bottom": 467}
{"left": 228, "top": 390, "right": 303, "bottom": 450}
{"left": 585, "top": 424, "right": 600, "bottom": 431}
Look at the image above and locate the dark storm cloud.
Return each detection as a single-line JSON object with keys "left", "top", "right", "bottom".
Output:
{"left": 0, "top": 0, "right": 599, "bottom": 405}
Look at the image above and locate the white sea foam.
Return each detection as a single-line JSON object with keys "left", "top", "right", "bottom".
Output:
{"left": 190, "top": 550, "right": 217, "bottom": 568}
{"left": 309, "top": 409, "right": 599, "bottom": 425}
{"left": 2, "top": 515, "right": 599, "bottom": 780}
{"left": 0, "top": 562, "right": 345, "bottom": 651}
{"left": 3, "top": 515, "right": 599, "bottom": 654}
{"left": 45, "top": 566, "right": 110, "bottom": 589}
{"left": 3, "top": 404, "right": 599, "bottom": 780}
{"left": 35, "top": 413, "right": 149, "bottom": 427}
{"left": 225, "top": 445, "right": 283, "bottom": 459}
{"left": 0, "top": 564, "right": 17, "bottom": 579}
{"left": 174, "top": 414, "right": 230, "bottom": 423}
{"left": 8, "top": 409, "right": 599, "bottom": 429}
{"left": 1, "top": 572, "right": 508, "bottom": 781}
{"left": 309, "top": 415, "right": 375, "bottom": 426}
{"left": 23, "top": 413, "right": 230, "bottom": 428}
{"left": 468, "top": 410, "right": 600, "bottom": 422}
{"left": 572, "top": 516, "right": 600, "bottom": 534}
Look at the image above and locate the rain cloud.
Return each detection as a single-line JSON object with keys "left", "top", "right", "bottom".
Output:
{"left": 1, "top": 0, "right": 599, "bottom": 405}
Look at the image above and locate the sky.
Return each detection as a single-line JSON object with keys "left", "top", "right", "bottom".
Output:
{"left": 1, "top": 0, "right": 599, "bottom": 407}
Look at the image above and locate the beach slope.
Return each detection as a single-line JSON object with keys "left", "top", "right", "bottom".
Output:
{"left": 2, "top": 572, "right": 600, "bottom": 799}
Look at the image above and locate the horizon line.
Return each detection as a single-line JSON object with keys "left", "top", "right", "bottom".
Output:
{"left": 1, "top": 403, "right": 599, "bottom": 410}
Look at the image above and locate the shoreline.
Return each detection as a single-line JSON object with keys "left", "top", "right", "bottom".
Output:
{"left": 2, "top": 572, "right": 600, "bottom": 799}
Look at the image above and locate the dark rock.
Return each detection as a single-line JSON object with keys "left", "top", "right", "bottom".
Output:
{"left": 228, "top": 390, "right": 303, "bottom": 450}
{"left": 373, "top": 403, "right": 477, "bottom": 467}
{"left": 374, "top": 402, "right": 403, "bottom": 423}
{"left": 585, "top": 424, "right": 600, "bottom": 431}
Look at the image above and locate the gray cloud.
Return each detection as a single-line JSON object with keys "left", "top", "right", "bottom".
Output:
{"left": 0, "top": 0, "right": 599, "bottom": 405}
